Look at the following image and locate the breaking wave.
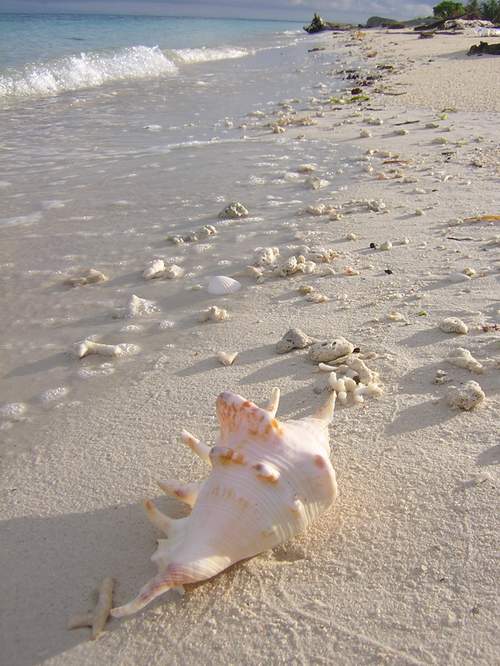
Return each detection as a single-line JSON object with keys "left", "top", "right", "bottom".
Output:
{"left": 0, "top": 45, "right": 251, "bottom": 101}
{"left": 173, "top": 46, "right": 251, "bottom": 64}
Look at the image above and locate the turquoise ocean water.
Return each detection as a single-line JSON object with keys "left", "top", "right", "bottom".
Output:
{"left": 0, "top": 13, "right": 304, "bottom": 100}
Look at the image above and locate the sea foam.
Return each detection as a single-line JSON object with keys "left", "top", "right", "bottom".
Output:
{"left": 173, "top": 47, "right": 250, "bottom": 64}
{"left": 0, "top": 46, "right": 178, "bottom": 99}
{"left": 0, "top": 45, "right": 251, "bottom": 101}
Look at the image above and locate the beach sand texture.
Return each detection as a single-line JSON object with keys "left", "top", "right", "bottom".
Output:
{"left": 1, "top": 29, "right": 499, "bottom": 665}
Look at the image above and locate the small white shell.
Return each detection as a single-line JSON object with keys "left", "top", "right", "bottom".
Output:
{"left": 143, "top": 259, "right": 166, "bottom": 280}
{"left": 236, "top": 266, "right": 264, "bottom": 279}
{"left": 216, "top": 351, "right": 238, "bottom": 366}
{"left": 446, "top": 348, "right": 483, "bottom": 373}
{"left": 306, "top": 176, "right": 329, "bottom": 190}
{"left": 126, "top": 294, "right": 159, "bottom": 318}
{"left": 296, "top": 163, "right": 316, "bottom": 173}
{"left": 199, "top": 306, "right": 229, "bottom": 322}
{"left": 165, "top": 265, "right": 184, "bottom": 280}
{"left": 64, "top": 268, "right": 108, "bottom": 287}
{"left": 74, "top": 340, "right": 125, "bottom": 359}
{"left": 207, "top": 276, "right": 242, "bottom": 295}
{"left": 307, "top": 291, "right": 329, "bottom": 303}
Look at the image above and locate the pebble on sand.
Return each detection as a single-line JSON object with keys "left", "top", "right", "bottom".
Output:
{"left": 446, "top": 381, "right": 485, "bottom": 411}
{"left": 439, "top": 317, "right": 468, "bottom": 335}
{"left": 309, "top": 338, "right": 355, "bottom": 363}
{"left": 276, "top": 328, "right": 315, "bottom": 354}
{"left": 199, "top": 306, "right": 229, "bottom": 323}
{"left": 446, "top": 347, "right": 483, "bottom": 373}
{"left": 64, "top": 268, "right": 108, "bottom": 287}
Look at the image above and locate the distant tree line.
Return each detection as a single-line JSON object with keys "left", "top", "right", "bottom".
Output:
{"left": 433, "top": 0, "right": 500, "bottom": 21}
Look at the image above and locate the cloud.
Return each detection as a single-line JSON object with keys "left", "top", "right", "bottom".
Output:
{"left": 0, "top": 0, "right": 434, "bottom": 22}
{"left": 284, "top": 1, "right": 434, "bottom": 21}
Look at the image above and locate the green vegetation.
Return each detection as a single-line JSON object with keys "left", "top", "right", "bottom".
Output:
{"left": 365, "top": 16, "right": 400, "bottom": 27}
{"left": 366, "top": 15, "right": 437, "bottom": 28}
{"left": 480, "top": 0, "right": 500, "bottom": 21}
{"left": 465, "top": 0, "right": 481, "bottom": 14}
{"left": 433, "top": 0, "right": 500, "bottom": 20}
{"left": 433, "top": 2, "right": 466, "bottom": 18}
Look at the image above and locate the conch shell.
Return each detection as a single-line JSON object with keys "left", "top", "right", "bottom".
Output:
{"left": 111, "top": 388, "right": 338, "bottom": 617}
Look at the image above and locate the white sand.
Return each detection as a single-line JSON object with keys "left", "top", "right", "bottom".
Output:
{"left": 366, "top": 30, "right": 500, "bottom": 112}
{"left": 1, "top": 29, "right": 499, "bottom": 666}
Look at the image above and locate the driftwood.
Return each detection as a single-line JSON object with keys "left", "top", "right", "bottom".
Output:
{"left": 414, "top": 18, "right": 446, "bottom": 31}
{"left": 303, "top": 13, "right": 354, "bottom": 33}
{"left": 468, "top": 41, "right": 500, "bottom": 56}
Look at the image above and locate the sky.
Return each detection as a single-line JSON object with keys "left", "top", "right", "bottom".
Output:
{"left": 0, "top": 1, "right": 435, "bottom": 22}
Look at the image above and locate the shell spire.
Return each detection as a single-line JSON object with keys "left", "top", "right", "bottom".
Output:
{"left": 111, "top": 386, "right": 338, "bottom": 618}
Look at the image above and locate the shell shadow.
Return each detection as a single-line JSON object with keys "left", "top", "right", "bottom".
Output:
{"left": 399, "top": 327, "right": 444, "bottom": 349}
{"left": 0, "top": 494, "right": 198, "bottom": 666}
{"left": 385, "top": 398, "right": 457, "bottom": 436}
{"left": 394, "top": 361, "right": 449, "bottom": 397}
{"left": 239, "top": 353, "right": 311, "bottom": 386}
{"left": 477, "top": 444, "right": 500, "bottom": 467}
{"left": 174, "top": 343, "right": 277, "bottom": 378}
{"left": 5, "top": 352, "right": 69, "bottom": 378}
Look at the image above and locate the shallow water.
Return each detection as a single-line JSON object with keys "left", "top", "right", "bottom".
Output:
{"left": 0, "top": 16, "right": 362, "bottom": 436}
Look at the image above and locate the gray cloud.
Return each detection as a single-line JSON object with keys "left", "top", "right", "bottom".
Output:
{"left": 0, "top": 0, "right": 434, "bottom": 22}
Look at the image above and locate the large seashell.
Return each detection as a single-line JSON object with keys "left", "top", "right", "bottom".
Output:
{"left": 207, "top": 275, "right": 242, "bottom": 295}
{"left": 111, "top": 388, "right": 338, "bottom": 617}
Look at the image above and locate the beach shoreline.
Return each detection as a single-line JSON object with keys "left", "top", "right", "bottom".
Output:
{"left": 1, "top": 25, "right": 499, "bottom": 666}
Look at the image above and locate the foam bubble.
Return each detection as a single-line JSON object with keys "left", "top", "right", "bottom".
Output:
{"left": 0, "top": 402, "right": 27, "bottom": 420}
{"left": 77, "top": 363, "right": 115, "bottom": 379}
{"left": 39, "top": 386, "right": 69, "bottom": 403}
{"left": 173, "top": 47, "right": 250, "bottom": 64}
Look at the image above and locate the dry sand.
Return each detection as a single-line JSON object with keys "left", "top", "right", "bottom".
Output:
{"left": 1, "top": 29, "right": 499, "bottom": 666}
{"left": 366, "top": 30, "right": 500, "bottom": 112}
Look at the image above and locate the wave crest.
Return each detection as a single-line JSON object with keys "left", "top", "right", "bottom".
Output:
{"left": 0, "top": 46, "right": 178, "bottom": 100}
{"left": 173, "top": 46, "right": 250, "bottom": 64}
